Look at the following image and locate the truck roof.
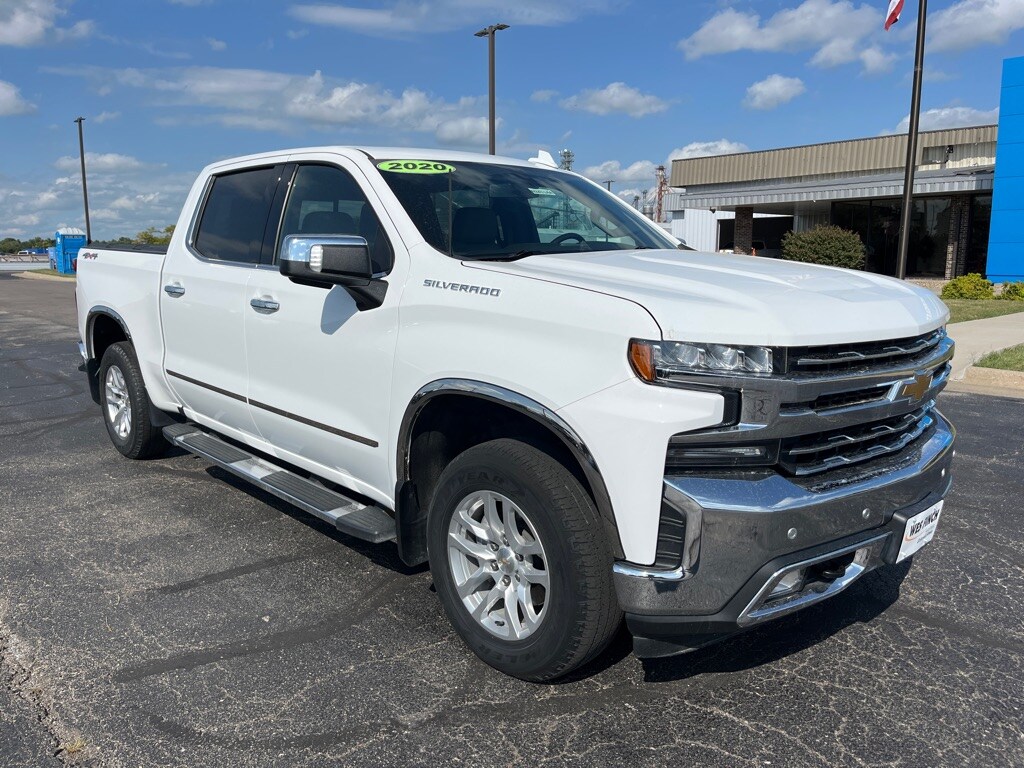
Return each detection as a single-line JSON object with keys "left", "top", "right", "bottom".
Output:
{"left": 204, "top": 146, "right": 543, "bottom": 174}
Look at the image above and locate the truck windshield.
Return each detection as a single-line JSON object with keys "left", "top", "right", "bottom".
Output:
{"left": 375, "top": 160, "right": 677, "bottom": 260}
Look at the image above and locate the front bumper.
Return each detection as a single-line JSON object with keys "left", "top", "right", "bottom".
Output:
{"left": 614, "top": 410, "right": 954, "bottom": 658}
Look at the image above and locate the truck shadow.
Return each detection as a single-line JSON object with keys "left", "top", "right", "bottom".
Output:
{"left": 204, "top": 465, "right": 426, "bottom": 577}
{"left": 637, "top": 562, "right": 912, "bottom": 683}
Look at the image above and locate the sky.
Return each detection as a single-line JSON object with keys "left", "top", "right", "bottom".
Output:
{"left": 0, "top": 0, "right": 1021, "bottom": 240}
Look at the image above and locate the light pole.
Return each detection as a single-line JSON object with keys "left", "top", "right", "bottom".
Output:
{"left": 474, "top": 23, "right": 509, "bottom": 155}
{"left": 74, "top": 117, "right": 92, "bottom": 243}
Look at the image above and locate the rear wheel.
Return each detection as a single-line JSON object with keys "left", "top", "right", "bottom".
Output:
{"left": 427, "top": 438, "right": 621, "bottom": 681}
{"left": 98, "top": 342, "right": 166, "bottom": 459}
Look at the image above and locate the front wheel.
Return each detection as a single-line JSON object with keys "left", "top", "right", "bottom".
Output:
{"left": 427, "top": 438, "right": 621, "bottom": 681}
{"left": 98, "top": 342, "right": 167, "bottom": 459}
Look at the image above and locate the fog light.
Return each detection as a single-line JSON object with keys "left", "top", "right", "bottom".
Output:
{"left": 770, "top": 568, "right": 805, "bottom": 599}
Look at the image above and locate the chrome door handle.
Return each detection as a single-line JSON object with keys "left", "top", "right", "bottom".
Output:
{"left": 250, "top": 297, "right": 280, "bottom": 313}
{"left": 163, "top": 284, "right": 185, "bottom": 297}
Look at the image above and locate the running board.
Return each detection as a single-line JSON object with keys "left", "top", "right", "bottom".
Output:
{"left": 163, "top": 423, "right": 396, "bottom": 544}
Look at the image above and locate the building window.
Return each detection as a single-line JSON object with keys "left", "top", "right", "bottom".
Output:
{"left": 832, "top": 195, "right": 981, "bottom": 278}
{"left": 967, "top": 195, "right": 992, "bottom": 275}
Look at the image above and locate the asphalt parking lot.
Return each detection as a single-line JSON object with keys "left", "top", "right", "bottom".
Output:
{"left": 1, "top": 274, "right": 1022, "bottom": 768}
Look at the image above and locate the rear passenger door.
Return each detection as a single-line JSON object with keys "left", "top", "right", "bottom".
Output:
{"left": 243, "top": 159, "right": 404, "bottom": 503}
{"left": 161, "top": 164, "right": 284, "bottom": 438}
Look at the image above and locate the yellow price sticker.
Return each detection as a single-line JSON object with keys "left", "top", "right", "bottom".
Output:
{"left": 378, "top": 160, "right": 454, "bottom": 176}
{"left": 377, "top": 160, "right": 456, "bottom": 175}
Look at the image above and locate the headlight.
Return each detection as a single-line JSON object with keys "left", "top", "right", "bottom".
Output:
{"left": 629, "top": 339, "right": 774, "bottom": 382}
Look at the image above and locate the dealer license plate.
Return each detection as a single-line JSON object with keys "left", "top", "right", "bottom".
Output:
{"left": 897, "top": 501, "right": 943, "bottom": 563}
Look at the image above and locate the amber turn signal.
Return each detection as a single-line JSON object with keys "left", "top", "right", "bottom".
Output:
{"left": 628, "top": 339, "right": 656, "bottom": 382}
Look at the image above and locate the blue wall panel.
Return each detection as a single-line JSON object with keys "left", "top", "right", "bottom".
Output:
{"left": 988, "top": 57, "right": 1024, "bottom": 282}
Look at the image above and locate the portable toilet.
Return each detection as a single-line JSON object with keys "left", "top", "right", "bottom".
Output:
{"left": 53, "top": 228, "right": 86, "bottom": 274}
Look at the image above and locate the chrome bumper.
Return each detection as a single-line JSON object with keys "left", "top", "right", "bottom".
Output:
{"left": 614, "top": 410, "right": 954, "bottom": 624}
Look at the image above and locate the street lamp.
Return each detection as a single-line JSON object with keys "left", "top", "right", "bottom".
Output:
{"left": 474, "top": 23, "right": 509, "bottom": 155}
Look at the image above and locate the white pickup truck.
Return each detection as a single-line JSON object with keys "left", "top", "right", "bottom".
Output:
{"left": 76, "top": 147, "right": 954, "bottom": 680}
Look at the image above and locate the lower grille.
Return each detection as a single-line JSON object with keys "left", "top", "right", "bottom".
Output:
{"left": 779, "top": 405, "right": 934, "bottom": 476}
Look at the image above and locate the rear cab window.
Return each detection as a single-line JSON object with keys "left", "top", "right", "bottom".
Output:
{"left": 193, "top": 166, "right": 281, "bottom": 264}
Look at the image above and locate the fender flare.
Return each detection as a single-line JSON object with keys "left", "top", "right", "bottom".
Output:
{"left": 85, "top": 305, "right": 132, "bottom": 360}
{"left": 395, "top": 378, "right": 623, "bottom": 562}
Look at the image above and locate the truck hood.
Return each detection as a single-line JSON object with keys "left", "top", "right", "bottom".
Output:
{"left": 468, "top": 249, "right": 948, "bottom": 346}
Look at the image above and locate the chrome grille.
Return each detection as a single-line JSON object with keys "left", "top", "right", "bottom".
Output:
{"left": 784, "top": 329, "right": 945, "bottom": 374}
{"left": 778, "top": 405, "right": 935, "bottom": 476}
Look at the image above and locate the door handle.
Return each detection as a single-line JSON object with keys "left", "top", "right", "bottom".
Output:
{"left": 250, "top": 297, "right": 280, "bottom": 313}
{"left": 163, "top": 283, "right": 185, "bottom": 297}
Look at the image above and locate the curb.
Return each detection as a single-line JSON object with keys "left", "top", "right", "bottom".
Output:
{"left": 963, "top": 365, "right": 1024, "bottom": 390}
{"left": 947, "top": 365, "right": 1024, "bottom": 400}
{"left": 12, "top": 271, "right": 75, "bottom": 282}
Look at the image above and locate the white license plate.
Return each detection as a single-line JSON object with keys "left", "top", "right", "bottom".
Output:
{"left": 897, "top": 500, "right": 943, "bottom": 563}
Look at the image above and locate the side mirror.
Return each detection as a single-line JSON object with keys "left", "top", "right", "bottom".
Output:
{"left": 280, "top": 235, "right": 374, "bottom": 287}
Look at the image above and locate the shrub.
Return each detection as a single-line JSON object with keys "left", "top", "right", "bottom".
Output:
{"left": 780, "top": 225, "right": 866, "bottom": 270}
{"left": 998, "top": 281, "right": 1024, "bottom": 301}
{"left": 941, "top": 273, "right": 995, "bottom": 300}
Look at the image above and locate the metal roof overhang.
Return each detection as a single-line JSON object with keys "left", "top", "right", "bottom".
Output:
{"left": 667, "top": 166, "right": 994, "bottom": 213}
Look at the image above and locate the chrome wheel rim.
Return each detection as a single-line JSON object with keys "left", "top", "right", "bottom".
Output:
{"left": 447, "top": 490, "right": 549, "bottom": 641}
{"left": 104, "top": 365, "right": 132, "bottom": 440}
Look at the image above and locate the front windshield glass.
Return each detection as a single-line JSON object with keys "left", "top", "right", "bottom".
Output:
{"left": 375, "top": 159, "right": 677, "bottom": 259}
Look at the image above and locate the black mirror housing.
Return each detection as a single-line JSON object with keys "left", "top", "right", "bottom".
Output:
{"left": 280, "top": 235, "right": 374, "bottom": 286}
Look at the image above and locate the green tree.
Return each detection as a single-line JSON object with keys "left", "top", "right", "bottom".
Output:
{"left": 135, "top": 225, "right": 175, "bottom": 246}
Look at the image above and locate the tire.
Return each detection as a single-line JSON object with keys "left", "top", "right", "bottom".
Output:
{"left": 427, "top": 438, "right": 621, "bottom": 681}
{"left": 98, "top": 342, "right": 167, "bottom": 460}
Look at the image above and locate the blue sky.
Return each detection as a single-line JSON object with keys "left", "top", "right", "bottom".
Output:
{"left": 0, "top": 0, "right": 1020, "bottom": 239}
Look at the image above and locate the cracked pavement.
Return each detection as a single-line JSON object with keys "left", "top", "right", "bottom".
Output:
{"left": 1, "top": 274, "right": 1022, "bottom": 767}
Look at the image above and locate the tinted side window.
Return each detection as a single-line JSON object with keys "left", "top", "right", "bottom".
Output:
{"left": 194, "top": 166, "right": 279, "bottom": 263}
{"left": 279, "top": 164, "right": 394, "bottom": 274}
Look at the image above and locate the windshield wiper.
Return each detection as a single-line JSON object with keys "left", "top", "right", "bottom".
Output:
{"left": 461, "top": 250, "right": 542, "bottom": 262}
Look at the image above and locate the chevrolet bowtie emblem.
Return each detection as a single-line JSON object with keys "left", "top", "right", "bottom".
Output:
{"left": 900, "top": 373, "right": 931, "bottom": 401}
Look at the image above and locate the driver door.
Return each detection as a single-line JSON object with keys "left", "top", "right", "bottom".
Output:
{"left": 243, "top": 158, "right": 404, "bottom": 503}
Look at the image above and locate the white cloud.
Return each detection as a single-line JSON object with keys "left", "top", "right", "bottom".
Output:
{"left": 53, "top": 152, "right": 150, "bottom": 173}
{"left": 891, "top": 105, "right": 999, "bottom": 133}
{"left": 0, "top": 0, "right": 93, "bottom": 47}
{"left": 94, "top": 110, "right": 120, "bottom": 123}
{"left": 531, "top": 89, "right": 558, "bottom": 103}
{"left": 560, "top": 82, "right": 668, "bottom": 118}
{"left": 743, "top": 74, "right": 805, "bottom": 110}
{"left": 435, "top": 116, "right": 494, "bottom": 147}
{"left": 288, "top": 1, "right": 614, "bottom": 35}
{"left": 0, "top": 166, "right": 196, "bottom": 240}
{"left": 580, "top": 159, "right": 658, "bottom": 184}
{"left": 930, "top": 0, "right": 1024, "bottom": 51}
{"left": 859, "top": 47, "right": 898, "bottom": 74}
{"left": 680, "top": 0, "right": 893, "bottom": 73}
{"left": 205, "top": 37, "right": 227, "bottom": 51}
{"left": 584, "top": 141, "right": 749, "bottom": 199}
{"left": 54, "top": 65, "right": 487, "bottom": 138}
{"left": 0, "top": 80, "right": 35, "bottom": 116}
{"left": 668, "top": 140, "right": 749, "bottom": 160}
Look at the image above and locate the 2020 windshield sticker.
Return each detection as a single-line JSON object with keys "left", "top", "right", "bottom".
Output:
{"left": 377, "top": 160, "right": 455, "bottom": 175}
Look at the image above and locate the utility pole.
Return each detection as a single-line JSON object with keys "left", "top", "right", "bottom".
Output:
{"left": 896, "top": 0, "right": 928, "bottom": 280}
{"left": 602, "top": 180, "right": 614, "bottom": 191}
{"left": 74, "top": 117, "right": 92, "bottom": 243}
{"left": 474, "top": 23, "right": 509, "bottom": 155}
